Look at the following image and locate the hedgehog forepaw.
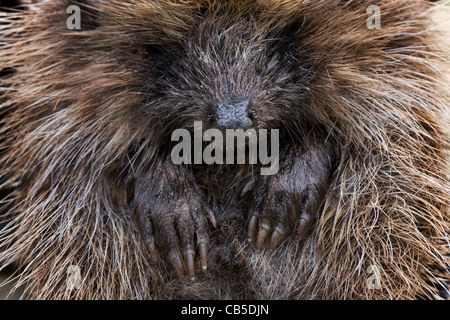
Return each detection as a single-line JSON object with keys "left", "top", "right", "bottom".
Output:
{"left": 248, "top": 136, "right": 335, "bottom": 253}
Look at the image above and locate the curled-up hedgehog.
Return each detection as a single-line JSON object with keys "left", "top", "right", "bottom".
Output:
{"left": 0, "top": 0, "right": 449, "bottom": 299}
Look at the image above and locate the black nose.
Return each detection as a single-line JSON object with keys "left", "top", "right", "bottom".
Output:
{"left": 215, "top": 100, "right": 254, "bottom": 130}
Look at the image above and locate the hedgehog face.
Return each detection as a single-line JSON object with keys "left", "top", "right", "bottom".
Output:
{"left": 123, "top": 3, "right": 315, "bottom": 141}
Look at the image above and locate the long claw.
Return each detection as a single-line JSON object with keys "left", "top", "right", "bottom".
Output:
{"left": 199, "top": 242, "right": 208, "bottom": 272}
{"left": 247, "top": 215, "right": 258, "bottom": 244}
{"left": 168, "top": 249, "right": 184, "bottom": 278}
{"left": 207, "top": 208, "right": 217, "bottom": 228}
{"left": 269, "top": 225, "right": 286, "bottom": 251}
{"left": 297, "top": 212, "right": 311, "bottom": 236}
{"left": 186, "top": 249, "right": 196, "bottom": 282}
{"left": 148, "top": 241, "right": 158, "bottom": 262}
{"left": 241, "top": 180, "right": 254, "bottom": 197}
{"left": 255, "top": 223, "right": 271, "bottom": 253}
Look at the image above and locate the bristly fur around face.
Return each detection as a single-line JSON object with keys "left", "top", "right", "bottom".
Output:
{"left": 0, "top": 0, "right": 449, "bottom": 299}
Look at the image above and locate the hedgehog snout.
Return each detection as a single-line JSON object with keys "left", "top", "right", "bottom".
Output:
{"left": 211, "top": 100, "right": 257, "bottom": 131}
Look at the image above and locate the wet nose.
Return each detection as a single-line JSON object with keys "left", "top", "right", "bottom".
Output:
{"left": 215, "top": 100, "right": 254, "bottom": 130}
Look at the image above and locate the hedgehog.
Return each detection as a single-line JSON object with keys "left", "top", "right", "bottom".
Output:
{"left": 0, "top": 0, "right": 449, "bottom": 299}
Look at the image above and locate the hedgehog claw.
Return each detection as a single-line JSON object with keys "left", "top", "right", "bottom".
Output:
{"left": 199, "top": 242, "right": 208, "bottom": 272}
{"left": 185, "top": 248, "right": 196, "bottom": 281}
{"left": 247, "top": 215, "right": 258, "bottom": 244}
{"left": 255, "top": 223, "right": 271, "bottom": 253}
{"left": 168, "top": 249, "right": 184, "bottom": 278}
{"left": 148, "top": 239, "right": 158, "bottom": 262}
{"left": 269, "top": 225, "right": 286, "bottom": 250}
{"left": 297, "top": 212, "right": 311, "bottom": 236}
